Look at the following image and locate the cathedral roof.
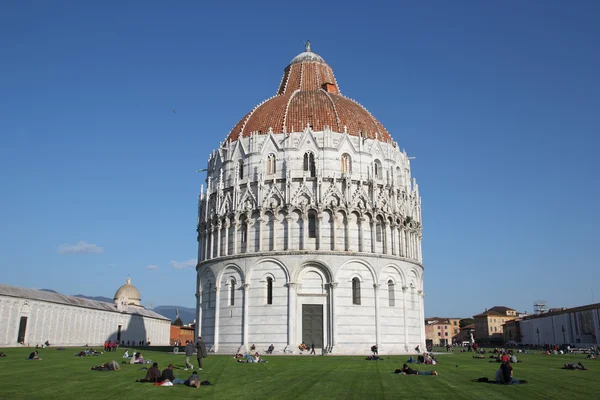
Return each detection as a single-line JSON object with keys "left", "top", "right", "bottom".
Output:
{"left": 226, "top": 42, "right": 392, "bottom": 143}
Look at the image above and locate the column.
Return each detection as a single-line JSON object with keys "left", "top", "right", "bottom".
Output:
{"left": 198, "top": 232, "right": 204, "bottom": 261}
{"left": 418, "top": 290, "right": 425, "bottom": 347}
{"left": 344, "top": 216, "right": 351, "bottom": 251}
{"left": 248, "top": 220, "right": 255, "bottom": 253}
{"left": 216, "top": 221, "right": 222, "bottom": 257}
{"left": 258, "top": 216, "right": 264, "bottom": 252}
{"left": 358, "top": 217, "right": 365, "bottom": 252}
{"left": 287, "top": 283, "right": 298, "bottom": 349}
{"left": 382, "top": 222, "right": 388, "bottom": 254}
{"left": 243, "top": 283, "right": 250, "bottom": 349}
{"left": 330, "top": 282, "right": 338, "bottom": 348}
{"left": 402, "top": 286, "right": 408, "bottom": 351}
{"left": 332, "top": 213, "right": 338, "bottom": 251}
{"left": 316, "top": 215, "right": 323, "bottom": 250}
{"left": 370, "top": 221, "right": 376, "bottom": 253}
{"left": 195, "top": 290, "right": 203, "bottom": 339}
{"left": 224, "top": 219, "right": 230, "bottom": 256}
{"left": 397, "top": 227, "right": 403, "bottom": 257}
{"left": 272, "top": 215, "right": 278, "bottom": 251}
{"left": 285, "top": 216, "right": 292, "bottom": 250}
{"left": 302, "top": 213, "right": 308, "bottom": 250}
{"left": 232, "top": 221, "right": 238, "bottom": 255}
{"left": 374, "top": 284, "right": 381, "bottom": 349}
{"left": 390, "top": 223, "right": 396, "bottom": 256}
{"left": 213, "top": 286, "right": 221, "bottom": 351}
{"left": 207, "top": 225, "right": 213, "bottom": 260}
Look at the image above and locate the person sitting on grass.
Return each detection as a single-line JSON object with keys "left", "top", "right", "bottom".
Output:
{"left": 371, "top": 345, "right": 378, "bottom": 355}
{"left": 0, "top": 352, "right": 6, "bottom": 357}
{"left": 91, "top": 360, "right": 120, "bottom": 371}
{"left": 136, "top": 362, "right": 161, "bottom": 382}
{"left": 266, "top": 344, "right": 275, "bottom": 354}
{"left": 396, "top": 364, "right": 437, "bottom": 376}
{"left": 184, "top": 371, "right": 201, "bottom": 388}
{"left": 160, "top": 364, "right": 185, "bottom": 384}
{"left": 130, "top": 352, "right": 144, "bottom": 364}
{"left": 562, "top": 362, "right": 587, "bottom": 370}
{"left": 28, "top": 351, "right": 40, "bottom": 360}
{"left": 500, "top": 361, "right": 522, "bottom": 384}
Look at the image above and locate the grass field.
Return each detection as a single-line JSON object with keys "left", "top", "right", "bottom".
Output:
{"left": 0, "top": 347, "right": 598, "bottom": 399}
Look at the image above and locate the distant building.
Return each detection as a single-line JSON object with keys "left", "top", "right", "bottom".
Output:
{"left": 0, "top": 279, "right": 170, "bottom": 347}
{"left": 424, "top": 317, "right": 461, "bottom": 346}
{"left": 516, "top": 303, "right": 600, "bottom": 346}
{"left": 503, "top": 319, "right": 521, "bottom": 343}
{"left": 170, "top": 325, "right": 195, "bottom": 346}
{"left": 473, "top": 306, "right": 518, "bottom": 341}
{"left": 454, "top": 323, "right": 475, "bottom": 344}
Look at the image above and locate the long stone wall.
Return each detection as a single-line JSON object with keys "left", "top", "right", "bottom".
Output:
{"left": 0, "top": 295, "right": 171, "bottom": 347}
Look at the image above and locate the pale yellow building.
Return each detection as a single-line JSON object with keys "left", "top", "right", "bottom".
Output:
{"left": 473, "top": 306, "right": 517, "bottom": 342}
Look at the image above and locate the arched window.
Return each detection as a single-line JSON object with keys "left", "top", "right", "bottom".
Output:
{"left": 341, "top": 153, "right": 352, "bottom": 174}
{"left": 374, "top": 159, "right": 382, "bottom": 179}
{"left": 376, "top": 216, "right": 383, "bottom": 242}
{"left": 238, "top": 159, "right": 244, "bottom": 180}
{"left": 229, "top": 279, "right": 235, "bottom": 306}
{"left": 352, "top": 278, "right": 361, "bottom": 305}
{"left": 308, "top": 213, "right": 316, "bottom": 238}
{"left": 388, "top": 280, "right": 395, "bottom": 307}
{"left": 240, "top": 223, "right": 247, "bottom": 243}
{"left": 266, "top": 154, "right": 276, "bottom": 175}
{"left": 396, "top": 167, "right": 402, "bottom": 186}
{"left": 304, "top": 152, "right": 316, "bottom": 177}
{"left": 266, "top": 277, "right": 273, "bottom": 305}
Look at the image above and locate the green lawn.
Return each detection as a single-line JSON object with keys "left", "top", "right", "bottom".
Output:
{"left": 0, "top": 347, "right": 598, "bottom": 399}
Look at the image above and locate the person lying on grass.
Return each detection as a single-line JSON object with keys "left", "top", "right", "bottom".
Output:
{"left": 184, "top": 371, "right": 201, "bottom": 388}
{"left": 395, "top": 364, "right": 438, "bottom": 375}
{"left": 562, "top": 362, "right": 587, "bottom": 370}
{"left": 91, "top": 360, "right": 120, "bottom": 371}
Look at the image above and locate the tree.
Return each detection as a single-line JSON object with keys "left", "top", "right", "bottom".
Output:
{"left": 173, "top": 317, "right": 184, "bottom": 326}
{"left": 459, "top": 318, "right": 474, "bottom": 328}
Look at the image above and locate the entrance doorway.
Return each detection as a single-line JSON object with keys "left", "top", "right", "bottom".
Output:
{"left": 17, "top": 317, "right": 28, "bottom": 344}
{"left": 117, "top": 325, "right": 122, "bottom": 342}
{"left": 302, "top": 304, "right": 323, "bottom": 347}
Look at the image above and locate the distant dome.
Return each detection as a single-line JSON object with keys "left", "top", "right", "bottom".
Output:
{"left": 114, "top": 277, "right": 142, "bottom": 307}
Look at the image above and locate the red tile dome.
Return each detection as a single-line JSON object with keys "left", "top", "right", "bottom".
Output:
{"left": 227, "top": 42, "right": 391, "bottom": 143}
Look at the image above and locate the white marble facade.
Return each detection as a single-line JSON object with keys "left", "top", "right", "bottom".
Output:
{"left": 196, "top": 129, "right": 425, "bottom": 354}
{"left": 0, "top": 284, "right": 170, "bottom": 347}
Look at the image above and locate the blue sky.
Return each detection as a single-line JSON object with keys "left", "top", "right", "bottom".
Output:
{"left": 1, "top": 1, "right": 599, "bottom": 318}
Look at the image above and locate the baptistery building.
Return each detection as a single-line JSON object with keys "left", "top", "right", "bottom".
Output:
{"left": 196, "top": 43, "right": 424, "bottom": 354}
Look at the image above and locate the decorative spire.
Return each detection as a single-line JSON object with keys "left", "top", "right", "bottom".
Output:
{"left": 126, "top": 277, "right": 131, "bottom": 285}
{"left": 305, "top": 40, "right": 311, "bottom": 52}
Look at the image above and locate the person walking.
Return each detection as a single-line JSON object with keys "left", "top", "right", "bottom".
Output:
{"left": 195, "top": 336, "right": 207, "bottom": 370}
{"left": 310, "top": 342, "right": 316, "bottom": 355}
{"left": 184, "top": 341, "right": 194, "bottom": 370}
